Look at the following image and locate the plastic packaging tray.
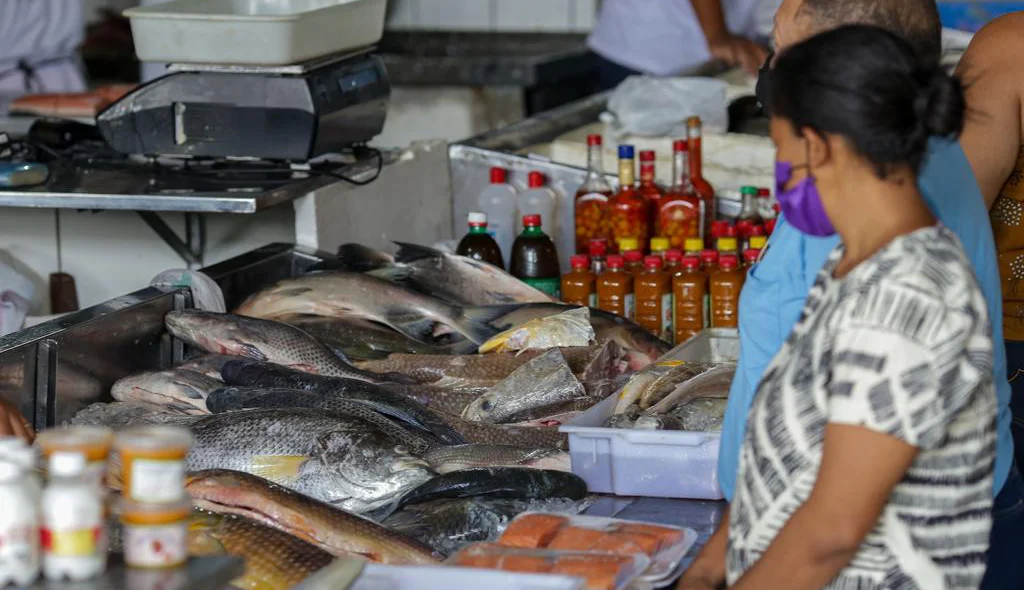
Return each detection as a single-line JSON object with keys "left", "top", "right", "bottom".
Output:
{"left": 498, "top": 512, "right": 698, "bottom": 585}
{"left": 125, "top": 0, "right": 387, "bottom": 66}
{"left": 448, "top": 544, "right": 650, "bottom": 590}
{"left": 560, "top": 329, "right": 737, "bottom": 500}
{"left": 350, "top": 564, "right": 586, "bottom": 590}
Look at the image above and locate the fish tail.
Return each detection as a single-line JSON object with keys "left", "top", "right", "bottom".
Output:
{"left": 391, "top": 241, "right": 444, "bottom": 264}
{"left": 452, "top": 306, "right": 510, "bottom": 345}
{"left": 337, "top": 243, "right": 395, "bottom": 272}
{"left": 366, "top": 266, "right": 413, "bottom": 284}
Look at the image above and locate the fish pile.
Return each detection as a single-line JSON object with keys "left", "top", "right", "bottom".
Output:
{"left": 69, "top": 242, "right": 682, "bottom": 589}
{"left": 605, "top": 363, "right": 735, "bottom": 431}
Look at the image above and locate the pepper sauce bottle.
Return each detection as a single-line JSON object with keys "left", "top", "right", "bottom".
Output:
{"left": 609, "top": 145, "right": 651, "bottom": 252}
{"left": 597, "top": 255, "right": 634, "bottom": 320}
{"left": 635, "top": 255, "right": 672, "bottom": 340}
{"left": 588, "top": 238, "right": 609, "bottom": 276}
{"left": 657, "top": 140, "right": 703, "bottom": 251}
{"left": 574, "top": 134, "right": 614, "bottom": 253}
{"left": 664, "top": 249, "right": 683, "bottom": 274}
{"left": 674, "top": 255, "right": 708, "bottom": 344}
{"left": 561, "top": 255, "right": 596, "bottom": 307}
{"left": 710, "top": 254, "right": 744, "bottom": 329}
{"left": 638, "top": 150, "right": 664, "bottom": 229}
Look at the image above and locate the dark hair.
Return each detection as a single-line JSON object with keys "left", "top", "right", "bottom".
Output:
{"left": 770, "top": 25, "right": 964, "bottom": 178}
{"left": 802, "top": 0, "right": 942, "bottom": 64}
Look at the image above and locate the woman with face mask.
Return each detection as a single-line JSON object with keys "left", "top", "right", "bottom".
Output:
{"left": 679, "top": 25, "right": 996, "bottom": 590}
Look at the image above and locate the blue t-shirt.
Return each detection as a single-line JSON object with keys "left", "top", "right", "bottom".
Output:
{"left": 718, "top": 138, "right": 1014, "bottom": 500}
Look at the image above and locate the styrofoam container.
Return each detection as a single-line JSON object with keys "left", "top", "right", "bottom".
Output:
{"left": 560, "top": 329, "right": 738, "bottom": 500}
{"left": 349, "top": 564, "right": 585, "bottom": 590}
{"left": 124, "top": 0, "right": 387, "bottom": 66}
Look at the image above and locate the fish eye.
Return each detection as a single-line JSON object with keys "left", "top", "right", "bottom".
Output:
{"left": 480, "top": 399, "right": 493, "bottom": 411}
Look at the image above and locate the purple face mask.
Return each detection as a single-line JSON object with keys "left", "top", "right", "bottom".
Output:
{"left": 774, "top": 160, "right": 836, "bottom": 237}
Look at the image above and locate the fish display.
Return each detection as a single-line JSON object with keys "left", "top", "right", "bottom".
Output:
{"left": 422, "top": 445, "right": 571, "bottom": 474}
{"left": 275, "top": 314, "right": 460, "bottom": 360}
{"left": 110, "top": 368, "right": 220, "bottom": 414}
{"left": 394, "top": 468, "right": 588, "bottom": 512}
{"left": 342, "top": 242, "right": 555, "bottom": 306}
{"left": 462, "top": 349, "right": 590, "bottom": 424}
{"left": 233, "top": 272, "right": 502, "bottom": 345}
{"left": 187, "top": 511, "right": 335, "bottom": 589}
{"left": 479, "top": 308, "right": 595, "bottom": 354}
{"left": 165, "top": 310, "right": 402, "bottom": 383}
{"left": 187, "top": 470, "right": 440, "bottom": 564}
{"left": 186, "top": 409, "right": 436, "bottom": 514}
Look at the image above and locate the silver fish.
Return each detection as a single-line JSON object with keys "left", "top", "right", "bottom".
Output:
{"left": 462, "top": 349, "right": 588, "bottom": 424}
{"left": 70, "top": 402, "right": 201, "bottom": 429}
{"left": 645, "top": 364, "right": 735, "bottom": 416}
{"left": 422, "top": 444, "right": 571, "bottom": 474}
{"left": 110, "top": 368, "right": 220, "bottom": 414}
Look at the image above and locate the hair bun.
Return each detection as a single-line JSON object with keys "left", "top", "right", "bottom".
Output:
{"left": 915, "top": 69, "right": 965, "bottom": 138}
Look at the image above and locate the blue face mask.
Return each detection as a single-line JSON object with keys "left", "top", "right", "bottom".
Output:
{"left": 774, "top": 160, "right": 836, "bottom": 237}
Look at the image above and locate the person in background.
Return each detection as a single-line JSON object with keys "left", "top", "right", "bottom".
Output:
{"left": 588, "top": 0, "right": 770, "bottom": 90}
{"left": 0, "top": 399, "right": 33, "bottom": 442}
{"left": 718, "top": 0, "right": 1024, "bottom": 588}
{"left": 0, "top": 0, "right": 86, "bottom": 95}
{"left": 682, "top": 24, "right": 995, "bottom": 589}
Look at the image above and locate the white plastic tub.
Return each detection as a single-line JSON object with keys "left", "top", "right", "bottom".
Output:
{"left": 349, "top": 564, "right": 585, "bottom": 590}
{"left": 125, "top": 0, "right": 387, "bottom": 66}
{"left": 560, "top": 329, "right": 738, "bottom": 500}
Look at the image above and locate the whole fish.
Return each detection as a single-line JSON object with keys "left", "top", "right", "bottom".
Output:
{"left": 165, "top": 310, "right": 406, "bottom": 384}
{"left": 663, "top": 397, "right": 729, "bottom": 431}
{"left": 613, "top": 362, "right": 719, "bottom": 415}
{"left": 187, "top": 511, "right": 335, "bottom": 589}
{"left": 175, "top": 354, "right": 244, "bottom": 379}
{"left": 70, "top": 401, "right": 201, "bottom": 429}
{"left": 275, "top": 314, "right": 466, "bottom": 360}
{"left": 645, "top": 364, "right": 735, "bottom": 416}
{"left": 422, "top": 444, "right": 570, "bottom": 474}
{"left": 342, "top": 241, "right": 555, "bottom": 306}
{"left": 186, "top": 409, "right": 436, "bottom": 514}
{"left": 233, "top": 272, "right": 503, "bottom": 344}
{"left": 384, "top": 384, "right": 486, "bottom": 417}
{"left": 220, "top": 359, "right": 465, "bottom": 445}
{"left": 187, "top": 469, "right": 441, "bottom": 564}
{"left": 110, "top": 368, "right": 220, "bottom": 414}
{"left": 394, "top": 468, "right": 587, "bottom": 511}
{"left": 462, "top": 349, "right": 588, "bottom": 424}
{"left": 204, "top": 386, "right": 440, "bottom": 455}
{"left": 333, "top": 243, "right": 395, "bottom": 272}
{"left": 443, "top": 414, "right": 569, "bottom": 450}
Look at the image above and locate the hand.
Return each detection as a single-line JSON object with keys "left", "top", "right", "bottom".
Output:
{"left": 0, "top": 399, "right": 33, "bottom": 443}
{"left": 708, "top": 34, "right": 769, "bottom": 75}
{"left": 676, "top": 570, "right": 723, "bottom": 590}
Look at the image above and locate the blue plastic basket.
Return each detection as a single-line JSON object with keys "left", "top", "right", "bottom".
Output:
{"left": 938, "top": 2, "right": 1024, "bottom": 32}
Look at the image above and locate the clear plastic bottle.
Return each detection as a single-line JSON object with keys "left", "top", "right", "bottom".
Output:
{"left": 478, "top": 167, "right": 518, "bottom": 267}
{"left": 517, "top": 171, "right": 559, "bottom": 242}
{"left": 0, "top": 456, "right": 40, "bottom": 586}
{"left": 42, "top": 453, "right": 106, "bottom": 581}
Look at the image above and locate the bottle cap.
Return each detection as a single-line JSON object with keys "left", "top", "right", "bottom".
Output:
{"left": 750, "top": 235, "right": 767, "bottom": 249}
{"left": 490, "top": 167, "right": 507, "bottom": 184}
{"left": 683, "top": 238, "right": 704, "bottom": 252}
{"left": 681, "top": 256, "right": 701, "bottom": 270}
{"left": 665, "top": 249, "right": 683, "bottom": 263}
{"left": 743, "top": 249, "right": 761, "bottom": 264}
{"left": 672, "top": 139, "right": 687, "bottom": 152}
{"left": 701, "top": 249, "right": 720, "bottom": 265}
{"left": 722, "top": 225, "right": 737, "bottom": 237}
{"left": 765, "top": 218, "right": 777, "bottom": 234}
{"left": 650, "top": 237, "right": 670, "bottom": 252}
{"left": 618, "top": 237, "right": 639, "bottom": 251}
{"left": 587, "top": 134, "right": 603, "bottom": 147}
{"left": 588, "top": 239, "right": 608, "bottom": 257}
{"left": 710, "top": 220, "right": 729, "bottom": 237}
{"left": 719, "top": 255, "right": 739, "bottom": 270}
{"left": 623, "top": 250, "right": 643, "bottom": 263}
{"left": 740, "top": 186, "right": 758, "bottom": 195}
{"left": 467, "top": 212, "right": 487, "bottom": 226}
{"left": 757, "top": 188, "right": 771, "bottom": 198}
{"left": 644, "top": 255, "right": 663, "bottom": 269}
{"left": 570, "top": 255, "right": 590, "bottom": 269}
{"left": 749, "top": 224, "right": 766, "bottom": 236}
{"left": 639, "top": 150, "right": 656, "bottom": 162}
{"left": 618, "top": 145, "right": 635, "bottom": 159}
{"left": 736, "top": 220, "right": 754, "bottom": 237}
{"left": 607, "top": 255, "right": 625, "bottom": 269}
{"left": 49, "top": 451, "right": 86, "bottom": 477}
{"left": 687, "top": 116, "right": 702, "bottom": 126}
{"left": 718, "top": 237, "right": 739, "bottom": 252}
{"left": 522, "top": 214, "right": 542, "bottom": 227}
{"left": 527, "top": 171, "right": 545, "bottom": 188}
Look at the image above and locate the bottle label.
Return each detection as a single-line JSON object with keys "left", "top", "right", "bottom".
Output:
{"left": 588, "top": 293, "right": 597, "bottom": 308}
{"left": 41, "top": 528, "right": 100, "bottom": 557}
{"left": 624, "top": 294, "right": 635, "bottom": 320}
{"left": 661, "top": 293, "right": 673, "bottom": 340}
{"left": 0, "top": 523, "right": 38, "bottom": 575}
{"left": 522, "top": 278, "right": 561, "bottom": 298}
{"left": 129, "top": 459, "right": 185, "bottom": 503}
{"left": 124, "top": 523, "right": 187, "bottom": 568}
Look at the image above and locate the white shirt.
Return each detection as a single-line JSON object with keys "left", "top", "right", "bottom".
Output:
{"left": 0, "top": 0, "right": 85, "bottom": 94}
{"left": 587, "top": 0, "right": 767, "bottom": 76}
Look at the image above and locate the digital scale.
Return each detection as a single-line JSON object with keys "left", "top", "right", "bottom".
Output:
{"left": 97, "top": 49, "right": 390, "bottom": 161}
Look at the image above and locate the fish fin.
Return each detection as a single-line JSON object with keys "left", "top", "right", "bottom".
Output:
{"left": 453, "top": 306, "right": 509, "bottom": 345}
{"left": 249, "top": 455, "right": 307, "bottom": 482}
{"left": 385, "top": 316, "right": 438, "bottom": 344}
{"left": 363, "top": 499, "right": 402, "bottom": 522}
{"left": 366, "top": 266, "right": 413, "bottom": 284}
{"left": 392, "top": 241, "right": 444, "bottom": 264}
{"left": 337, "top": 243, "right": 395, "bottom": 272}
{"left": 436, "top": 339, "right": 481, "bottom": 355}
{"left": 234, "top": 341, "right": 268, "bottom": 362}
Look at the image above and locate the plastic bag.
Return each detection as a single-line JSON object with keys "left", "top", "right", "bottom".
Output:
{"left": 603, "top": 76, "right": 729, "bottom": 140}
{"left": 150, "top": 269, "right": 226, "bottom": 313}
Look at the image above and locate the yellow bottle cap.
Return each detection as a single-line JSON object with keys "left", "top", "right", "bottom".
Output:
{"left": 717, "top": 237, "right": 738, "bottom": 252}
{"left": 618, "top": 238, "right": 639, "bottom": 251}
{"left": 650, "top": 237, "right": 670, "bottom": 252}
{"left": 749, "top": 236, "right": 767, "bottom": 250}
{"left": 683, "top": 238, "right": 704, "bottom": 252}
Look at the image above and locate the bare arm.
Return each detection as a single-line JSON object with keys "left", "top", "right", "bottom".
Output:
{"left": 676, "top": 507, "right": 729, "bottom": 590}
{"left": 729, "top": 424, "right": 918, "bottom": 590}
{"left": 689, "top": 0, "right": 767, "bottom": 74}
{"left": 956, "top": 13, "right": 1024, "bottom": 208}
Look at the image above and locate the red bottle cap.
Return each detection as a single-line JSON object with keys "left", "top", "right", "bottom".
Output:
{"left": 624, "top": 250, "right": 643, "bottom": 263}
{"left": 736, "top": 220, "right": 754, "bottom": 237}
{"left": 528, "top": 171, "right": 545, "bottom": 188}
{"left": 665, "top": 249, "right": 683, "bottom": 263}
{"left": 749, "top": 225, "right": 766, "bottom": 237}
{"left": 765, "top": 218, "right": 777, "bottom": 234}
{"left": 681, "top": 256, "right": 701, "bottom": 270}
{"left": 710, "top": 220, "right": 730, "bottom": 237}
{"left": 672, "top": 140, "right": 687, "bottom": 152}
{"left": 570, "top": 255, "right": 590, "bottom": 269}
{"left": 743, "top": 249, "right": 760, "bottom": 264}
{"left": 644, "top": 255, "right": 663, "bottom": 269}
{"left": 606, "top": 255, "right": 625, "bottom": 269}
{"left": 719, "top": 255, "right": 739, "bottom": 270}
{"left": 757, "top": 188, "right": 771, "bottom": 198}
{"left": 522, "top": 214, "right": 542, "bottom": 227}
{"left": 639, "top": 150, "right": 656, "bottom": 162}
{"left": 490, "top": 167, "right": 507, "bottom": 184}
{"left": 588, "top": 239, "right": 608, "bottom": 257}
{"left": 587, "top": 134, "right": 603, "bottom": 147}
{"left": 722, "top": 225, "right": 737, "bottom": 238}
{"left": 701, "top": 249, "right": 719, "bottom": 266}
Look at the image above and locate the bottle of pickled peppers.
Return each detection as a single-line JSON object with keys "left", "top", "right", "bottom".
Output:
{"left": 609, "top": 145, "right": 651, "bottom": 252}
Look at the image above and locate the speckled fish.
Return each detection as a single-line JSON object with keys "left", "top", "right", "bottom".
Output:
{"left": 462, "top": 349, "right": 588, "bottom": 424}
{"left": 165, "top": 310, "right": 407, "bottom": 384}
{"left": 187, "top": 510, "right": 335, "bottom": 589}
{"left": 233, "top": 272, "right": 502, "bottom": 344}
{"left": 220, "top": 359, "right": 465, "bottom": 445}
{"left": 394, "top": 468, "right": 588, "bottom": 512}
{"left": 186, "top": 409, "right": 436, "bottom": 514}
{"left": 70, "top": 401, "right": 202, "bottom": 429}
{"left": 110, "top": 368, "right": 220, "bottom": 414}
{"left": 442, "top": 414, "right": 569, "bottom": 450}
{"left": 422, "top": 444, "right": 570, "bottom": 474}
{"left": 341, "top": 241, "right": 555, "bottom": 306}
{"left": 187, "top": 469, "right": 441, "bottom": 564}
{"left": 275, "top": 314, "right": 466, "bottom": 360}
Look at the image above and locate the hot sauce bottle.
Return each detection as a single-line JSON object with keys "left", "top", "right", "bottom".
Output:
{"left": 588, "top": 239, "right": 609, "bottom": 276}
{"left": 673, "top": 255, "right": 708, "bottom": 344}
{"left": 701, "top": 249, "right": 720, "bottom": 272}
{"left": 710, "top": 255, "right": 744, "bottom": 328}
{"left": 664, "top": 249, "right": 683, "bottom": 274}
{"left": 624, "top": 249, "right": 645, "bottom": 280}
{"left": 574, "top": 134, "right": 614, "bottom": 253}
{"left": 597, "top": 255, "right": 634, "bottom": 320}
{"left": 638, "top": 150, "right": 664, "bottom": 228}
{"left": 635, "top": 255, "right": 672, "bottom": 341}
{"left": 609, "top": 145, "right": 651, "bottom": 252}
{"left": 687, "top": 117, "right": 716, "bottom": 239}
{"left": 561, "top": 255, "right": 596, "bottom": 307}
{"left": 743, "top": 249, "right": 760, "bottom": 268}
{"left": 657, "top": 140, "right": 702, "bottom": 250}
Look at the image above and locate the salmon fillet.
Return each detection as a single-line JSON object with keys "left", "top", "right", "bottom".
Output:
{"left": 614, "top": 523, "right": 683, "bottom": 551}
{"left": 498, "top": 514, "right": 569, "bottom": 549}
{"left": 547, "top": 526, "right": 609, "bottom": 551}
